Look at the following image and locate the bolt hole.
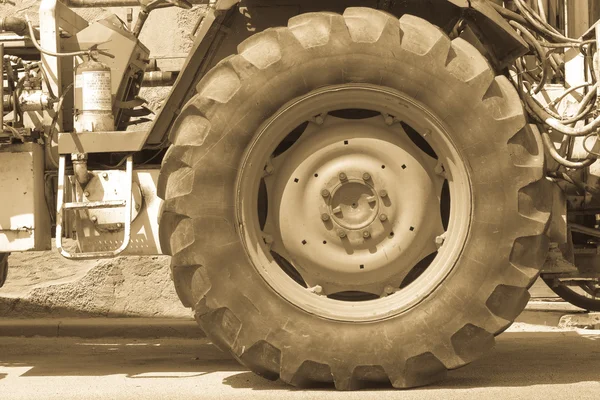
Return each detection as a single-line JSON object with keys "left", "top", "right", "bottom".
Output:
{"left": 302, "top": 240, "right": 307, "bottom": 245}
{"left": 344, "top": 140, "right": 349, "bottom": 145}
{"left": 314, "top": 173, "right": 318, "bottom": 177}
{"left": 323, "top": 240, "right": 327, "bottom": 245}
{"left": 359, "top": 265, "right": 364, "bottom": 269}
{"left": 381, "top": 165, "right": 386, "bottom": 169}
{"left": 402, "top": 164, "right": 407, "bottom": 170}
{"left": 389, "top": 231, "right": 395, "bottom": 237}
{"left": 409, "top": 226, "right": 415, "bottom": 231}
{"left": 294, "top": 178, "right": 299, "bottom": 183}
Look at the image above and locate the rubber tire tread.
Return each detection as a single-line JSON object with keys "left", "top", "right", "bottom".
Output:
{"left": 0, "top": 253, "right": 8, "bottom": 288}
{"left": 159, "top": 8, "right": 550, "bottom": 390}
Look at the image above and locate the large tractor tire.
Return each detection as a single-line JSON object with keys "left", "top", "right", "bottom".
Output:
{"left": 0, "top": 253, "right": 8, "bottom": 288}
{"left": 158, "top": 8, "right": 550, "bottom": 389}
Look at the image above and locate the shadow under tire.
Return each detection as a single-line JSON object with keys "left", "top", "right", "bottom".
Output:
{"left": 158, "top": 8, "right": 550, "bottom": 390}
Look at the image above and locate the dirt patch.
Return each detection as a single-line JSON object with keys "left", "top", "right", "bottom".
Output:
{"left": 0, "top": 247, "right": 189, "bottom": 318}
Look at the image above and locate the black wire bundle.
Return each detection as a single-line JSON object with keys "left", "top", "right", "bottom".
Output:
{"left": 501, "top": 0, "right": 598, "bottom": 170}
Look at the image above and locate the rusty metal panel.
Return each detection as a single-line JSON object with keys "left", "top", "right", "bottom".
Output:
{"left": 0, "top": 143, "right": 51, "bottom": 251}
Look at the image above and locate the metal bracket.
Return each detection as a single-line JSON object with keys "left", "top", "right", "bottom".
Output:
{"left": 55, "top": 154, "right": 134, "bottom": 259}
{"left": 58, "top": 130, "right": 147, "bottom": 154}
{"left": 144, "top": 3, "right": 232, "bottom": 146}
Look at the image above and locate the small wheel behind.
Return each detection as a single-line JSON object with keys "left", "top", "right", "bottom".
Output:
{"left": 542, "top": 276, "right": 600, "bottom": 312}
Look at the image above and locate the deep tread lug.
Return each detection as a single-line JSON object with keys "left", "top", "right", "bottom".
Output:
{"left": 390, "top": 353, "right": 447, "bottom": 389}
{"left": 486, "top": 284, "right": 531, "bottom": 322}
{"left": 451, "top": 324, "right": 495, "bottom": 364}
{"left": 239, "top": 340, "right": 281, "bottom": 381}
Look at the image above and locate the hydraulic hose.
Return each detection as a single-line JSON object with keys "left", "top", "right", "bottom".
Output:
{"left": 61, "top": 0, "right": 207, "bottom": 7}
{"left": 541, "top": 130, "right": 596, "bottom": 168}
{"left": 514, "top": 0, "right": 587, "bottom": 44}
{"left": 489, "top": 2, "right": 528, "bottom": 25}
{"left": 509, "top": 20, "right": 552, "bottom": 94}
{"left": 548, "top": 83, "right": 595, "bottom": 107}
{"left": 510, "top": 20, "right": 563, "bottom": 81}
{"left": 26, "top": 19, "right": 92, "bottom": 58}
{"left": 524, "top": 84, "right": 599, "bottom": 136}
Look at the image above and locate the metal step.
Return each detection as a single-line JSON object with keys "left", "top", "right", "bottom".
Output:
{"left": 55, "top": 154, "right": 134, "bottom": 260}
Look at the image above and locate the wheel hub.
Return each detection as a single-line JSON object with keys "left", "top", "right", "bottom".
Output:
{"left": 237, "top": 84, "right": 472, "bottom": 321}
{"left": 263, "top": 115, "right": 446, "bottom": 295}
{"left": 326, "top": 175, "right": 379, "bottom": 231}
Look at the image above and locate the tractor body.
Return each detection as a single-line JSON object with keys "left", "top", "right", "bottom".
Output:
{"left": 1, "top": 0, "right": 600, "bottom": 389}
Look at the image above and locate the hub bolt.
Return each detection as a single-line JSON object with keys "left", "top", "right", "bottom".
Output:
{"left": 321, "top": 213, "right": 330, "bottom": 222}
{"left": 84, "top": 191, "right": 90, "bottom": 197}
{"left": 337, "top": 229, "right": 347, "bottom": 238}
{"left": 384, "top": 286, "right": 396, "bottom": 296}
{"left": 338, "top": 172, "right": 348, "bottom": 181}
{"left": 102, "top": 172, "right": 108, "bottom": 179}
{"left": 379, "top": 189, "right": 388, "bottom": 198}
{"left": 435, "top": 235, "right": 445, "bottom": 246}
{"left": 362, "top": 230, "right": 371, "bottom": 238}
{"left": 91, "top": 216, "right": 97, "bottom": 223}
{"left": 363, "top": 172, "right": 371, "bottom": 181}
{"left": 321, "top": 189, "right": 330, "bottom": 198}
{"left": 309, "top": 285, "right": 324, "bottom": 295}
{"left": 379, "top": 214, "right": 388, "bottom": 222}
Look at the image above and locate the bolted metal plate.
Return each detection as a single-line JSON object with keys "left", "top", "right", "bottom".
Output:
{"left": 264, "top": 116, "right": 444, "bottom": 295}
{"left": 82, "top": 170, "right": 142, "bottom": 231}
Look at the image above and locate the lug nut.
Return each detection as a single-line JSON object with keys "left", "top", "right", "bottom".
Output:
{"left": 91, "top": 216, "right": 97, "bottom": 223}
{"left": 117, "top": 223, "right": 123, "bottom": 228}
{"left": 363, "top": 172, "right": 371, "bottom": 181}
{"left": 321, "top": 213, "right": 330, "bottom": 222}
{"left": 379, "top": 214, "right": 388, "bottom": 222}
{"left": 84, "top": 191, "right": 90, "bottom": 197}
{"left": 102, "top": 172, "right": 108, "bottom": 179}
{"left": 338, "top": 172, "right": 347, "bottom": 181}
{"left": 337, "top": 229, "right": 347, "bottom": 238}
{"left": 309, "top": 285, "right": 324, "bottom": 295}
{"left": 379, "top": 189, "right": 388, "bottom": 198}
{"left": 362, "top": 230, "right": 371, "bottom": 238}
{"left": 321, "top": 189, "right": 330, "bottom": 198}
{"left": 435, "top": 235, "right": 445, "bottom": 246}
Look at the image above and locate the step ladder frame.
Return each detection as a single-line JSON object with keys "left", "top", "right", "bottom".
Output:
{"left": 55, "top": 154, "right": 134, "bottom": 260}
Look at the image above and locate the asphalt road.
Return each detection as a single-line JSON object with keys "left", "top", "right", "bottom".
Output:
{"left": 1, "top": 327, "right": 600, "bottom": 399}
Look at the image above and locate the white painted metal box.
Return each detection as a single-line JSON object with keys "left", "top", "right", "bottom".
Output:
{"left": 0, "top": 143, "right": 51, "bottom": 251}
